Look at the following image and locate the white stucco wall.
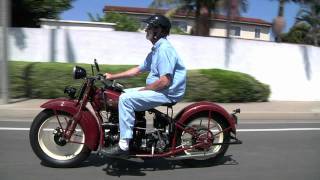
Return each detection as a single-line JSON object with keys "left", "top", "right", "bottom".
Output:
{"left": 40, "top": 19, "right": 116, "bottom": 31}
{"left": 8, "top": 28, "right": 320, "bottom": 101}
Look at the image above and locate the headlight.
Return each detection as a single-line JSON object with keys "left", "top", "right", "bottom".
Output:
{"left": 64, "top": 86, "right": 77, "bottom": 99}
{"left": 73, "top": 66, "right": 87, "bottom": 79}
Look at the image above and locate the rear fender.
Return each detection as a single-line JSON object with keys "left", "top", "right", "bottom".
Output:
{"left": 175, "top": 101, "right": 236, "bottom": 133}
{"left": 40, "top": 98, "right": 100, "bottom": 150}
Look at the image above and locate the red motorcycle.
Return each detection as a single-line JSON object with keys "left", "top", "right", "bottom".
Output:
{"left": 29, "top": 60, "right": 242, "bottom": 168}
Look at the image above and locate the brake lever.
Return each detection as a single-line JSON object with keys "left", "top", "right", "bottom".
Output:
{"left": 97, "top": 74, "right": 114, "bottom": 88}
{"left": 96, "top": 73, "right": 105, "bottom": 81}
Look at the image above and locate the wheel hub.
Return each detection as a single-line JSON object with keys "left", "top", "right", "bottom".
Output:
{"left": 53, "top": 127, "right": 67, "bottom": 146}
{"left": 193, "top": 129, "right": 213, "bottom": 150}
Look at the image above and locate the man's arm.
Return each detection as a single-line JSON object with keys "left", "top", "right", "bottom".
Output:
{"left": 104, "top": 66, "right": 141, "bottom": 80}
{"left": 140, "top": 74, "right": 171, "bottom": 91}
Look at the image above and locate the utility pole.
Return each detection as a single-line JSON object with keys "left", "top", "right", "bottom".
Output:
{"left": 0, "top": 0, "right": 10, "bottom": 104}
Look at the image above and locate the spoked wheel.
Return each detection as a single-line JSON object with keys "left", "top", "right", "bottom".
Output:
{"left": 178, "top": 113, "right": 230, "bottom": 166}
{"left": 29, "top": 110, "right": 91, "bottom": 168}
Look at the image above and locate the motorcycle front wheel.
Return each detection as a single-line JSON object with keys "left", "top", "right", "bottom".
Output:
{"left": 29, "top": 109, "right": 91, "bottom": 168}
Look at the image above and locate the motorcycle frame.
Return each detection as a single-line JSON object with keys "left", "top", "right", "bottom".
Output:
{"left": 41, "top": 77, "right": 239, "bottom": 158}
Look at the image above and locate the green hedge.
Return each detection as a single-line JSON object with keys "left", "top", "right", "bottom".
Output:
{"left": 9, "top": 61, "right": 270, "bottom": 102}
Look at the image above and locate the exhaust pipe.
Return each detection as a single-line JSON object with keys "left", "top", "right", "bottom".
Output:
{"left": 166, "top": 152, "right": 217, "bottom": 160}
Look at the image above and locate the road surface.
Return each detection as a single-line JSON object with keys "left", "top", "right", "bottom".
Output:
{"left": 0, "top": 118, "right": 319, "bottom": 180}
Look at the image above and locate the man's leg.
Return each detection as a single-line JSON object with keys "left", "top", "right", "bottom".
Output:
{"left": 102, "top": 90, "right": 171, "bottom": 157}
{"left": 118, "top": 90, "right": 172, "bottom": 140}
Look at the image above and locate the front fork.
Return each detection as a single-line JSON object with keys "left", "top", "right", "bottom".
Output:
{"left": 56, "top": 80, "right": 94, "bottom": 142}
{"left": 52, "top": 109, "right": 82, "bottom": 143}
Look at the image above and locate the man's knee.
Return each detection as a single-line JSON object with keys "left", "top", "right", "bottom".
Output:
{"left": 119, "top": 93, "right": 134, "bottom": 105}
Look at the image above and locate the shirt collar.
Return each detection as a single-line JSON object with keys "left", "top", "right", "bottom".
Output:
{"left": 152, "top": 38, "right": 166, "bottom": 51}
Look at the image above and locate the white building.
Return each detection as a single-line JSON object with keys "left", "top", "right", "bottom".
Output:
{"left": 104, "top": 6, "right": 272, "bottom": 41}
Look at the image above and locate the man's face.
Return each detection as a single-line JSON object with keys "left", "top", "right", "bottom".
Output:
{"left": 145, "top": 26, "right": 154, "bottom": 41}
{"left": 145, "top": 24, "right": 162, "bottom": 42}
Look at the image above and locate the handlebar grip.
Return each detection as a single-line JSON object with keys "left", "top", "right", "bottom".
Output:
{"left": 96, "top": 73, "right": 105, "bottom": 81}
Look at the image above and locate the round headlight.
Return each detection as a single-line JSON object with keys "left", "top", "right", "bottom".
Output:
{"left": 73, "top": 66, "right": 87, "bottom": 79}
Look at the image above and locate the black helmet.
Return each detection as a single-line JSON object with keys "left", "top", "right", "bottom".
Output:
{"left": 143, "top": 15, "right": 171, "bottom": 35}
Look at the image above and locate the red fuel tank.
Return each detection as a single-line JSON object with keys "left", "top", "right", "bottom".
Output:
{"left": 104, "top": 89, "right": 121, "bottom": 110}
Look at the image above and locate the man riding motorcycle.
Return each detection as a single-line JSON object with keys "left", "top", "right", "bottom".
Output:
{"left": 102, "top": 15, "right": 187, "bottom": 157}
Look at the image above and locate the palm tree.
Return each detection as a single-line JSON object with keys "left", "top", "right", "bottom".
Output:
{"left": 219, "top": 0, "right": 248, "bottom": 38}
{"left": 296, "top": 0, "right": 320, "bottom": 46}
{"left": 150, "top": 0, "right": 218, "bottom": 36}
{"left": 271, "top": 0, "right": 305, "bottom": 42}
{"left": 150, "top": 0, "right": 247, "bottom": 36}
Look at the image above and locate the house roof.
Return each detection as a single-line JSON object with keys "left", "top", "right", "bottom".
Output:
{"left": 103, "top": 5, "right": 272, "bottom": 27}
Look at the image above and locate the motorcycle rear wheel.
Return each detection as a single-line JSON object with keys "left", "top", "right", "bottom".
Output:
{"left": 29, "top": 109, "right": 91, "bottom": 168}
{"left": 178, "top": 113, "right": 230, "bottom": 166}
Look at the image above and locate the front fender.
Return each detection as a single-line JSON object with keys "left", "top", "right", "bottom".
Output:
{"left": 40, "top": 98, "right": 100, "bottom": 150}
{"left": 175, "top": 101, "right": 237, "bottom": 133}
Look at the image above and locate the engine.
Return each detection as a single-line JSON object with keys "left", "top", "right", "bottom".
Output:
{"left": 102, "top": 109, "right": 171, "bottom": 153}
{"left": 142, "top": 110, "right": 171, "bottom": 153}
{"left": 144, "top": 131, "right": 169, "bottom": 153}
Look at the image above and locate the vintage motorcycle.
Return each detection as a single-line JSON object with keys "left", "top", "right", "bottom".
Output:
{"left": 29, "top": 60, "right": 242, "bottom": 168}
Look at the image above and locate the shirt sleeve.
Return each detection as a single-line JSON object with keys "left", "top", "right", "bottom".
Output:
{"left": 138, "top": 52, "right": 152, "bottom": 72}
{"left": 156, "top": 47, "right": 175, "bottom": 78}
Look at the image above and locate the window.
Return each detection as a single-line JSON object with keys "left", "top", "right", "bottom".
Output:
{"left": 230, "top": 26, "right": 241, "bottom": 36}
{"left": 171, "top": 21, "right": 188, "bottom": 32}
{"left": 255, "top": 28, "right": 261, "bottom": 38}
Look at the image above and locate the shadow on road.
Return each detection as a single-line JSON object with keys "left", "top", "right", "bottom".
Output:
{"left": 78, "top": 154, "right": 239, "bottom": 176}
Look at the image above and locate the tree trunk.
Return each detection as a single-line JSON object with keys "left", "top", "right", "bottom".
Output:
{"left": 226, "top": 0, "right": 239, "bottom": 38}
{"left": 314, "top": 36, "right": 319, "bottom": 46}
{"left": 225, "top": 0, "right": 238, "bottom": 68}
{"left": 273, "top": 0, "right": 286, "bottom": 42}
{"left": 193, "top": 1, "right": 210, "bottom": 36}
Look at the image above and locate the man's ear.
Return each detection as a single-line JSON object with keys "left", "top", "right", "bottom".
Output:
{"left": 153, "top": 27, "right": 163, "bottom": 40}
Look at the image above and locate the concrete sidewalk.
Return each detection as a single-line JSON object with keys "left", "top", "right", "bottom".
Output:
{"left": 0, "top": 99, "right": 320, "bottom": 120}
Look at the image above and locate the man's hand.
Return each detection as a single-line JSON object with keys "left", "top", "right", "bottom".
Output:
{"left": 104, "top": 73, "right": 113, "bottom": 80}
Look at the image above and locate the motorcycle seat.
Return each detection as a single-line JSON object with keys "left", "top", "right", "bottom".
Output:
{"left": 161, "top": 102, "right": 176, "bottom": 107}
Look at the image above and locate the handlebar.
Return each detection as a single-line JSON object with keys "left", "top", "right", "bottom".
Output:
{"left": 96, "top": 73, "right": 106, "bottom": 81}
{"left": 90, "top": 74, "right": 124, "bottom": 92}
{"left": 83, "top": 60, "right": 124, "bottom": 92}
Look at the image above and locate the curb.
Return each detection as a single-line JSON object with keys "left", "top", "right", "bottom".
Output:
{"left": 1, "top": 108, "right": 320, "bottom": 120}
{"left": 0, "top": 108, "right": 41, "bottom": 119}
{"left": 237, "top": 112, "right": 320, "bottom": 120}
{"left": 1, "top": 100, "right": 320, "bottom": 120}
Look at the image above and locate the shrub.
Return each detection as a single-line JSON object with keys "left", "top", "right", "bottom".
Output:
{"left": 184, "top": 69, "right": 270, "bottom": 102}
{"left": 9, "top": 61, "right": 270, "bottom": 102}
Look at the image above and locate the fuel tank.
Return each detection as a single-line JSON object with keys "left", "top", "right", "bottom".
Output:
{"left": 93, "top": 88, "right": 121, "bottom": 111}
{"left": 104, "top": 89, "right": 121, "bottom": 110}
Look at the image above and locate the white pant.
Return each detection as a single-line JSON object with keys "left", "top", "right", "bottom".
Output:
{"left": 118, "top": 87, "right": 172, "bottom": 139}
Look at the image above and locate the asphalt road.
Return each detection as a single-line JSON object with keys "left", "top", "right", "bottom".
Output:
{"left": 0, "top": 119, "right": 320, "bottom": 180}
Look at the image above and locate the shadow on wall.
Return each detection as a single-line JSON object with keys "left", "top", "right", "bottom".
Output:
{"left": 11, "top": 27, "right": 76, "bottom": 63}
{"left": 49, "top": 28, "right": 57, "bottom": 62}
{"left": 65, "top": 29, "right": 75, "bottom": 63}
{"left": 49, "top": 28, "right": 76, "bottom": 63}
{"left": 224, "top": 38, "right": 234, "bottom": 68}
{"left": 11, "top": 28, "right": 26, "bottom": 50}
{"left": 300, "top": 45, "right": 312, "bottom": 80}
